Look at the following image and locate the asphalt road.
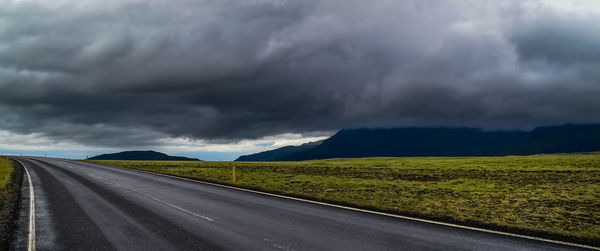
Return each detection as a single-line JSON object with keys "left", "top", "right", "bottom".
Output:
{"left": 13, "top": 157, "right": 591, "bottom": 251}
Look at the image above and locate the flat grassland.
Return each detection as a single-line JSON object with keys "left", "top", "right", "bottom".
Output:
{"left": 0, "top": 159, "right": 13, "bottom": 191}
{"left": 0, "top": 158, "right": 21, "bottom": 249}
{"left": 90, "top": 153, "right": 600, "bottom": 245}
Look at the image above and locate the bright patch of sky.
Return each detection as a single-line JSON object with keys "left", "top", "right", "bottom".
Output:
{"left": 0, "top": 129, "right": 331, "bottom": 160}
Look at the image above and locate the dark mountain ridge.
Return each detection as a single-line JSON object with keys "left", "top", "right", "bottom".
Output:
{"left": 235, "top": 124, "right": 600, "bottom": 161}
{"left": 236, "top": 140, "right": 323, "bottom": 161}
{"left": 90, "top": 150, "right": 199, "bottom": 161}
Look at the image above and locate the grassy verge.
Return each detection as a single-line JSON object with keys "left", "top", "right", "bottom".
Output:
{"left": 89, "top": 153, "right": 600, "bottom": 246}
{"left": 0, "top": 158, "right": 22, "bottom": 249}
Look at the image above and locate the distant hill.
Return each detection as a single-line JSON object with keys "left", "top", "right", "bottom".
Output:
{"left": 235, "top": 124, "right": 600, "bottom": 161}
{"left": 503, "top": 124, "right": 600, "bottom": 155}
{"left": 89, "top": 150, "right": 200, "bottom": 161}
{"left": 236, "top": 140, "right": 323, "bottom": 161}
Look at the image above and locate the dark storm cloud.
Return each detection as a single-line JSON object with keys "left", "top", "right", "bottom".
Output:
{"left": 1, "top": 0, "right": 599, "bottom": 148}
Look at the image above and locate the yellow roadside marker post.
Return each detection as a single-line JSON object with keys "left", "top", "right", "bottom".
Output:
{"left": 86, "top": 155, "right": 89, "bottom": 160}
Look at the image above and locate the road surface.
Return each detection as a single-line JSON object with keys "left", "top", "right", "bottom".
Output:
{"left": 12, "top": 157, "right": 591, "bottom": 250}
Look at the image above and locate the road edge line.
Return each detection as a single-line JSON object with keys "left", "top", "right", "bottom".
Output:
{"left": 81, "top": 160, "right": 599, "bottom": 250}
{"left": 14, "top": 159, "right": 36, "bottom": 251}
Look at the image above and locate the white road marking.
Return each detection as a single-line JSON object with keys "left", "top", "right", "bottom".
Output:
{"left": 91, "top": 174, "right": 215, "bottom": 222}
{"left": 15, "top": 159, "right": 36, "bottom": 251}
{"left": 95, "top": 163, "right": 600, "bottom": 251}
{"left": 264, "top": 238, "right": 295, "bottom": 251}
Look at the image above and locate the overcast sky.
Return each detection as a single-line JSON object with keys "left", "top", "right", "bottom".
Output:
{"left": 1, "top": 0, "right": 599, "bottom": 160}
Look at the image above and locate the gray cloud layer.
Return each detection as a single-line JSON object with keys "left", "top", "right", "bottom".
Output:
{"left": 1, "top": 0, "right": 599, "bottom": 148}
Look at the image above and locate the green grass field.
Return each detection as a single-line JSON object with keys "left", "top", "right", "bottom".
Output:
{"left": 0, "top": 158, "right": 21, "bottom": 249}
{"left": 90, "top": 153, "right": 600, "bottom": 245}
{"left": 0, "top": 159, "right": 13, "bottom": 190}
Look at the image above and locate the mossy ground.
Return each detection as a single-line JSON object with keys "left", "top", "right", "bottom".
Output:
{"left": 90, "top": 153, "right": 600, "bottom": 245}
{"left": 0, "top": 158, "right": 22, "bottom": 249}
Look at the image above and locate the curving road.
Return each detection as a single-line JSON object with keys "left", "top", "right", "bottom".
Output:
{"left": 12, "top": 157, "right": 592, "bottom": 250}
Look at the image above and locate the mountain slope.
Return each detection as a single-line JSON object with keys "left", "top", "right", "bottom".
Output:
{"left": 282, "top": 128, "right": 527, "bottom": 160}
{"left": 236, "top": 124, "right": 600, "bottom": 161}
{"left": 504, "top": 124, "right": 600, "bottom": 155}
{"left": 89, "top": 150, "right": 199, "bottom": 161}
{"left": 235, "top": 141, "right": 322, "bottom": 161}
